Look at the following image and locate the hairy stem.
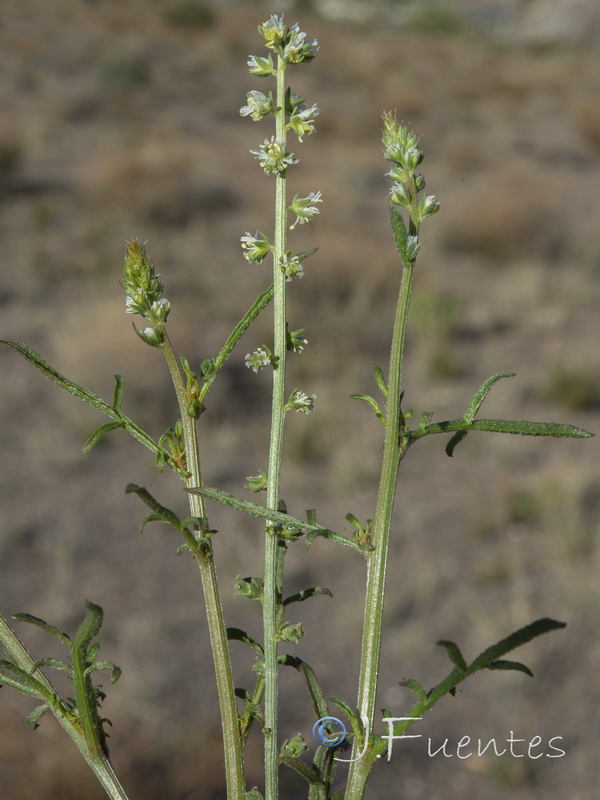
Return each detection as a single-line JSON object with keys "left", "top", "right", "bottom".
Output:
{"left": 346, "top": 221, "right": 418, "bottom": 800}
{"left": 263, "top": 54, "right": 289, "bottom": 800}
{"left": 161, "top": 331, "right": 245, "bottom": 800}
{"left": 0, "top": 615, "right": 130, "bottom": 800}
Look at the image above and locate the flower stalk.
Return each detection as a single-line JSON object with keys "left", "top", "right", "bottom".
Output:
{"left": 346, "top": 115, "right": 438, "bottom": 800}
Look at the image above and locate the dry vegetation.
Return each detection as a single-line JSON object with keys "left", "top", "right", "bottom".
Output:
{"left": 1, "top": 2, "right": 599, "bottom": 799}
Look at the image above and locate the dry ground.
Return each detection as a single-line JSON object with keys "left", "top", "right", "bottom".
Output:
{"left": 1, "top": 2, "right": 599, "bottom": 799}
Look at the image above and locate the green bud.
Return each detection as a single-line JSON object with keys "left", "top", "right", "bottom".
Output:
{"left": 247, "top": 54, "right": 275, "bottom": 77}
{"left": 277, "top": 621, "right": 304, "bottom": 643}
{"left": 245, "top": 469, "right": 268, "bottom": 493}
{"left": 286, "top": 327, "right": 307, "bottom": 353}
{"left": 280, "top": 734, "right": 308, "bottom": 758}
{"left": 390, "top": 182, "right": 411, "bottom": 208}
{"left": 418, "top": 194, "right": 440, "bottom": 219}
{"left": 240, "top": 231, "right": 272, "bottom": 264}
{"left": 235, "top": 576, "right": 264, "bottom": 601}
{"left": 134, "top": 325, "right": 164, "bottom": 348}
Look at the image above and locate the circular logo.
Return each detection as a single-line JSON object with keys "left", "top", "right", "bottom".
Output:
{"left": 311, "top": 716, "right": 347, "bottom": 748}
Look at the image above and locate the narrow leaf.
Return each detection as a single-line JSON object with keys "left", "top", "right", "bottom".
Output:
{"left": 12, "top": 614, "right": 71, "bottom": 647}
{"left": 398, "top": 678, "right": 428, "bottom": 702}
{"left": 186, "top": 486, "right": 361, "bottom": 553}
{"left": 111, "top": 374, "right": 125, "bottom": 413}
{"left": 1, "top": 341, "right": 183, "bottom": 472}
{"left": 372, "top": 363, "right": 388, "bottom": 397}
{"left": 350, "top": 394, "right": 385, "bottom": 426}
{"left": 280, "top": 655, "right": 329, "bottom": 720}
{"left": 279, "top": 755, "right": 323, "bottom": 786}
{"left": 227, "top": 627, "right": 264, "bottom": 656}
{"left": 328, "top": 697, "right": 363, "bottom": 740}
{"left": 283, "top": 587, "right": 333, "bottom": 606}
{"left": 81, "top": 422, "right": 123, "bottom": 455}
{"left": 125, "top": 484, "right": 186, "bottom": 532}
{"left": 445, "top": 429, "right": 468, "bottom": 457}
{"left": 389, "top": 202, "right": 410, "bottom": 265}
{"left": 419, "top": 416, "right": 593, "bottom": 443}
{"left": 437, "top": 640, "right": 467, "bottom": 672}
{"left": 33, "top": 658, "right": 72, "bottom": 675}
{"left": 486, "top": 659, "right": 534, "bottom": 678}
{"left": 198, "top": 285, "right": 274, "bottom": 404}
{"left": 469, "top": 418, "right": 593, "bottom": 438}
{"left": 469, "top": 618, "right": 565, "bottom": 673}
{"left": 296, "top": 247, "right": 318, "bottom": 263}
{"left": 85, "top": 661, "right": 121, "bottom": 684}
{"left": 27, "top": 703, "right": 52, "bottom": 730}
{"left": 464, "top": 372, "right": 516, "bottom": 423}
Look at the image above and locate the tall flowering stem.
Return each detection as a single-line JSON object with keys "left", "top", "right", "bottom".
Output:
{"left": 244, "top": 16, "right": 319, "bottom": 800}
{"left": 346, "top": 115, "right": 439, "bottom": 800}
{"left": 123, "top": 242, "right": 245, "bottom": 800}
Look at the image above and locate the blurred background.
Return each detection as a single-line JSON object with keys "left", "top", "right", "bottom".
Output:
{"left": 1, "top": 1, "right": 599, "bottom": 798}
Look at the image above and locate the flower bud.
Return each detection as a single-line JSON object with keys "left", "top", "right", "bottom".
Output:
{"left": 390, "top": 182, "right": 411, "bottom": 208}
{"left": 247, "top": 54, "right": 275, "bottom": 77}
{"left": 418, "top": 194, "right": 441, "bottom": 219}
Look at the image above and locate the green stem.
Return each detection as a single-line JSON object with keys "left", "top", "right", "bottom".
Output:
{"left": 346, "top": 223, "right": 418, "bottom": 800}
{"left": 0, "top": 615, "right": 129, "bottom": 800}
{"left": 161, "top": 331, "right": 245, "bottom": 800}
{"left": 263, "top": 54, "right": 289, "bottom": 800}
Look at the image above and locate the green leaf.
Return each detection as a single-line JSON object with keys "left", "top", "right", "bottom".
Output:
{"left": 468, "top": 418, "right": 593, "bottom": 438}
{"left": 469, "top": 618, "right": 565, "bottom": 673}
{"left": 32, "top": 657, "right": 72, "bottom": 675}
{"left": 226, "top": 627, "right": 264, "bottom": 656}
{"left": 280, "top": 655, "right": 329, "bottom": 720}
{"left": 84, "top": 660, "right": 122, "bottom": 684}
{"left": 398, "top": 678, "right": 428, "bottom": 702}
{"left": 0, "top": 661, "right": 44, "bottom": 696}
{"left": 283, "top": 586, "right": 333, "bottom": 606}
{"left": 486, "top": 659, "right": 534, "bottom": 678}
{"left": 279, "top": 755, "right": 323, "bottom": 786}
{"left": 372, "top": 363, "right": 388, "bottom": 397}
{"left": 81, "top": 422, "right": 123, "bottom": 455}
{"left": 296, "top": 247, "right": 318, "bottom": 263}
{"left": 125, "top": 484, "right": 186, "bottom": 533}
{"left": 437, "top": 640, "right": 467, "bottom": 672}
{"left": 0, "top": 341, "right": 184, "bottom": 473}
{"left": 12, "top": 614, "right": 71, "bottom": 647}
{"left": 389, "top": 202, "right": 410, "bottom": 265}
{"left": 328, "top": 697, "right": 364, "bottom": 741}
{"left": 464, "top": 372, "right": 516, "bottom": 423}
{"left": 350, "top": 394, "right": 385, "bottom": 426}
{"left": 27, "top": 702, "right": 52, "bottom": 730}
{"left": 445, "top": 429, "right": 468, "bottom": 457}
{"left": 415, "top": 416, "right": 594, "bottom": 451}
{"left": 186, "top": 486, "right": 362, "bottom": 553}
{"left": 280, "top": 733, "right": 308, "bottom": 758}
{"left": 198, "top": 285, "right": 274, "bottom": 404}
{"left": 111, "top": 374, "right": 125, "bottom": 413}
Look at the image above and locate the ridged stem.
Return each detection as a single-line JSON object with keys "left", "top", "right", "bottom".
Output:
{"left": 161, "top": 331, "right": 245, "bottom": 800}
{"left": 263, "top": 53, "right": 289, "bottom": 800}
{"left": 346, "top": 216, "right": 419, "bottom": 800}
